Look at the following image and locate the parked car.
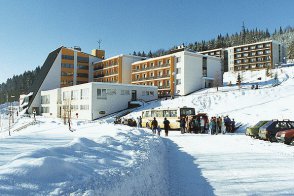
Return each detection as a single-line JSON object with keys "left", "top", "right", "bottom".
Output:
{"left": 259, "top": 120, "right": 294, "bottom": 142}
{"left": 276, "top": 129, "right": 294, "bottom": 145}
{"left": 246, "top": 121, "right": 269, "bottom": 138}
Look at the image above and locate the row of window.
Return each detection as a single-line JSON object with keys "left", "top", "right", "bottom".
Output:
{"left": 63, "top": 89, "right": 89, "bottom": 100}
{"left": 62, "top": 55, "right": 74, "bottom": 60}
{"left": 41, "top": 95, "right": 50, "bottom": 104}
{"left": 235, "top": 50, "right": 271, "bottom": 58}
{"left": 78, "top": 65, "right": 88, "bottom": 70}
{"left": 134, "top": 59, "right": 171, "bottom": 70}
{"left": 62, "top": 105, "right": 89, "bottom": 111}
{"left": 77, "top": 56, "right": 89, "bottom": 63}
{"left": 77, "top": 73, "right": 89, "bottom": 78}
{"left": 142, "top": 91, "right": 155, "bottom": 96}
{"left": 235, "top": 43, "right": 271, "bottom": 52}
{"left": 61, "top": 72, "right": 74, "bottom": 76}
{"left": 61, "top": 63, "right": 74, "bottom": 69}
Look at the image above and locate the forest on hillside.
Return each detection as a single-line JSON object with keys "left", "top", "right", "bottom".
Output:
{"left": 1, "top": 26, "right": 294, "bottom": 104}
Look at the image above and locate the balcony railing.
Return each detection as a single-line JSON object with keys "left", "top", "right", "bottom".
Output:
{"left": 158, "top": 85, "right": 171, "bottom": 89}
{"left": 132, "top": 63, "right": 170, "bottom": 73}
{"left": 133, "top": 74, "right": 171, "bottom": 81}
{"left": 94, "top": 66, "right": 103, "bottom": 71}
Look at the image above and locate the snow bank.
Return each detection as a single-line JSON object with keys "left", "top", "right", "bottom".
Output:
{"left": 0, "top": 125, "right": 168, "bottom": 195}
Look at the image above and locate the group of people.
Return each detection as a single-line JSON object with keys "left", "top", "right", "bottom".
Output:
{"left": 148, "top": 117, "right": 170, "bottom": 137}
{"left": 179, "top": 115, "right": 236, "bottom": 135}
{"left": 137, "top": 115, "right": 236, "bottom": 136}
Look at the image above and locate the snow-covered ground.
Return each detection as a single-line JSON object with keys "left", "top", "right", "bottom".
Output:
{"left": 0, "top": 67, "right": 294, "bottom": 195}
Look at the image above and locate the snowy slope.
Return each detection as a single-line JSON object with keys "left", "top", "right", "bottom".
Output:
{"left": 127, "top": 67, "right": 294, "bottom": 132}
{"left": 0, "top": 119, "right": 168, "bottom": 195}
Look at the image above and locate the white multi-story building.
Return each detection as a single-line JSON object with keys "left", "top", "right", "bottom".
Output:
{"left": 40, "top": 82, "right": 158, "bottom": 120}
{"left": 131, "top": 49, "right": 222, "bottom": 96}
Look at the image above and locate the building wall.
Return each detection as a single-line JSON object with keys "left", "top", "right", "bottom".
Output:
{"left": 41, "top": 88, "right": 61, "bottom": 118}
{"left": 29, "top": 51, "right": 62, "bottom": 113}
{"left": 40, "top": 82, "right": 158, "bottom": 120}
{"left": 182, "top": 52, "right": 203, "bottom": 95}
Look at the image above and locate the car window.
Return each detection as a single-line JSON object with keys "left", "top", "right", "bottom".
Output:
{"left": 288, "top": 122, "right": 294, "bottom": 128}
{"left": 279, "top": 122, "right": 288, "bottom": 129}
{"left": 260, "top": 121, "right": 273, "bottom": 129}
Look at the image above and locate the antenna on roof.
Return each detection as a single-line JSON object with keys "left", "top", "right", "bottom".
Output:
{"left": 97, "top": 40, "right": 102, "bottom": 49}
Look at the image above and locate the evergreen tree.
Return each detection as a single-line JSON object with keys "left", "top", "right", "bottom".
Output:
{"left": 147, "top": 50, "right": 153, "bottom": 58}
{"left": 133, "top": 51, "right": 137, "bottom": 56}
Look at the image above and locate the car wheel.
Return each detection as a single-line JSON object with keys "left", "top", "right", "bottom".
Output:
{"left": 290, "top": 138, "right": 294, "bottom": 146}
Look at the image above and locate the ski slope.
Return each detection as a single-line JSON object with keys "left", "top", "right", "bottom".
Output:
{"left": 0, "top": 67, "right": 294, "bottom": 195}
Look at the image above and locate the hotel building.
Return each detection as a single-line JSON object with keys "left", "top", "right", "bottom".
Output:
{"left": 131, "top": 49, "right": 222, "bottom": 96}
{"left": 20, "top": 46, "right": 104, "bottom": 114}
{"left": 227, "top": 40, "right": 286, "bottom": 72}
{"left": 93, "top": 55, "right": 144, "bottom": 84}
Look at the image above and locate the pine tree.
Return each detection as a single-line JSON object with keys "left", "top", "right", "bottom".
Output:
{"left": 133, "top": 51, "right": 137, "bottom": 56}
{"left": 147, "top": 50, "right": 153, "bottom": 58}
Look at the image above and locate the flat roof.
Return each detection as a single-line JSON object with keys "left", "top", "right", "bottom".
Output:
{"left": 227, "top": 40, "right": 282, "bottom": 49}
{"left": 49, "top": 82, "right": 158, "bottom": 92}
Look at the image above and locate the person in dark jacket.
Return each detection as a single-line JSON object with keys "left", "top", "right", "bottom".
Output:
{"left": 180, "top": 117, "right": 186, "bottom": 134}
{"left": 163, "top": 118, "right": 170, "bottom": 136}
{"left": 151, "top": 117, "right": 158, "bottom": 134}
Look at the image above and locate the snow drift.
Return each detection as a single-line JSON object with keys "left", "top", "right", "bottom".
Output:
{"left": 0, "top": 125, "right": 168, "bottom": 195}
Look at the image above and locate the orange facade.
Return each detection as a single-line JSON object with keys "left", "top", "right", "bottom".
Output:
{"left": 60, "top": 48, "right": 90, "bottom": 88}
{"left": 131, "top": 56, "right": 174, "bottom": 96}
{"left": 93, "top": 56, "right": 122, "bottom": 83}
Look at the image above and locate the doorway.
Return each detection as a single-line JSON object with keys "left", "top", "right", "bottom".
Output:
{"left": 131, "top": 90, "right": 137, "bottom": 101}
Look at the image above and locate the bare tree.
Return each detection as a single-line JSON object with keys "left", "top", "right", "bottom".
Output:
{"left": 213, "top": 71, "right": 223, "bottom": 91}
{"left": 62, "top": 99, "right": 72, "bottom": 131}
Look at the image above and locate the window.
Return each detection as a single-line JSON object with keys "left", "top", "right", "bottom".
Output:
{"left": 97, "top": 88, "right": 107, "bottom": 99}
{"left": 121, "top": 90, "right": 130, "bottom": 95}
{"left": 159, "top": 61, "right": 163, "bottom": 66}
{"left": 77, "top": 56, "right": 89, "bottom": 63}
{"left": 80, "top": 105, "right": 89, "bottom": 110}
{"left": 107, "top": 89, "right": 116, "bottom": 95}
{"left": 176, "top": 79, "right": 181, "bottom": 85}
{"left": 41, "top": 95, "right": 50, "bottom": 104}
{"left": 70, "top": 105, "right": 79, "bottom": 110}
{"left": 176, "top": 57, "right": 181, "bottom": 63}
{"left": 63, "top": 91, "right": 71, "bottom": 100}
{"left": 176, "top": 68, "right": 181, "bottom": 74}
{"left": 61, "top": 63, "right": 74, "bottom": 69}
{"left": 62, "top": 55, "right": 74, "bottom": 60}
{"left": 41, "top": 107, "right": 50, "bottom": 113}
{"left": 78, "top": 65, "right": 88, "bottom": 70}
{"left": 202, "top": 57, "right": 207, "bottom": 77}
{"left": 77, "top": 73, "right": 89, "bottom": 78}
{"left": 80, "top": 89, "right": 89, "bottom": 100}
{"left": 167, "top": 59, "right": 170, "bottom": 64}
{"left": 71, "top": 90, "right": 79, "bottom": 100}
{"left": 61, "top": 71, "right": 74, "bottom": 76}
{"left": 150, "top": 91, "right": 154, "bottom": 96}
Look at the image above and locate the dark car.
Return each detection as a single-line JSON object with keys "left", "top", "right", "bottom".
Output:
{"left": 276, "top": 129, "right": 294, "bottom": 145}
{"left": 258, "top": 120, "right": 294, "bottom": 142}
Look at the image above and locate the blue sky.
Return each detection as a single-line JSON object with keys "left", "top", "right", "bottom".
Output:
{"left": 0, "top": 0, "right": 293, "bottom": 83}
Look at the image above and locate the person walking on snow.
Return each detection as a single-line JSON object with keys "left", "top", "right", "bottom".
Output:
{"left": 151, "top": 117, "right": 158, "bottom": 134}
{"left": 200, "top": 116, "right": 205, "bottom": 134}
{"left": 180, "top": 117, "right": 186, "bottom": 134}
{"left": 163, "top": 117, "right": 170, "bottom": 136}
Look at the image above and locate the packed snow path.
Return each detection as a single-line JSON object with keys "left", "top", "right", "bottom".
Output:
{"left": 165, "top": 132, "right": 294, "bottom": 196}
